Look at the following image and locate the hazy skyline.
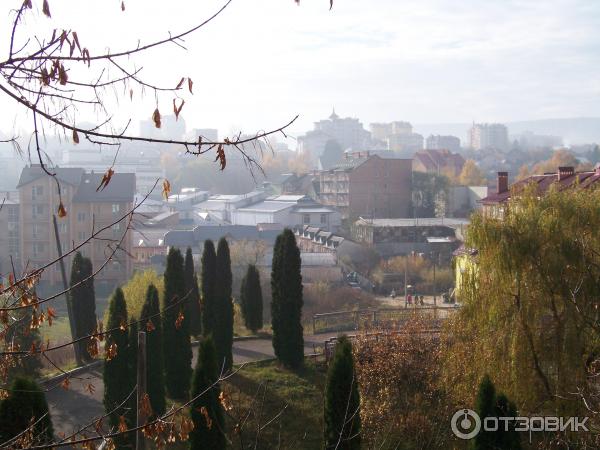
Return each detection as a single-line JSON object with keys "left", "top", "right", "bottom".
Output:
{"left": 1, "top": 0, "right": 599, "bottom": 139}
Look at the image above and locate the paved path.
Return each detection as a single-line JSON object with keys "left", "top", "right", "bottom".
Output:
{"left": 46, "top": 332, "right": 342, "bottom": 437}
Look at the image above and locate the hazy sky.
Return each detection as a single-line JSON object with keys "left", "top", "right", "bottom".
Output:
{"left": 1, "top": 0, "right": 599, "bottom": 140}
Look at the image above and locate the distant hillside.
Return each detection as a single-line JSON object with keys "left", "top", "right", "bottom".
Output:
{"left": 414, "top": 117, "right": 600, "bottom": 146}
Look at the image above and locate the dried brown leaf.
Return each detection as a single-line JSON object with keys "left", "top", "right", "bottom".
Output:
{"left": 118, "top": 415, "right": 127, "bottom": 433}
{"left": 215, "top": 144, "right": 226, "bottom": 171}
{"left": 57, "top": 201, "right": 67, "bottom": 218}
{"left": 72, "top": 129, "right": 79, "bottom": 144}
{"left": 61, "top": 377, "right": 70, "bottom": 390}
{"left": 187, "top": 78, "right": 194, "bottom": 94}
{"left": 176, "top": 77, "right": 185, "bottom": 89}
{"left": 96, "top": 168, "right": 114, "bottom": 191}
{"left": 42, "top": 0, "right": 51, "bottom": 17}
{"left": 72, "top": 32, "right": 81, "bottom": 53}
{"left": 121, "top": 1, "right": 125, "bottom": 11}
{"left": 162, "top": 179, "right": 171, "bottom": 200}
{"left": 173, "top": 99, "right": 185, "bottom": 121}
{"left": 152, "top": 108, "right": 161, "bottom": 128}
{"left": 23, "top": 0, "right": 32, "bottom": 9}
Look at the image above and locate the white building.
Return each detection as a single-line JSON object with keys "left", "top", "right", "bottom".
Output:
{"left": 469, "top": 123, "right": 509, "bottom": 151}
{"left": 297, "top": 109, "right": 372, "bottom": 157}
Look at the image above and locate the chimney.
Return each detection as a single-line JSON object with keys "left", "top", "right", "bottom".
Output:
{"left": 557, "top": 166, "right": 574, "bottom": 181}
{"left": 497, "top": 172, "right": 508, "bottom": 194}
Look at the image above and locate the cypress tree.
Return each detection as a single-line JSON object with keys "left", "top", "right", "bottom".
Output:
{"left": 214, "top": 238, "right": 233, "bottom": 372}
{"left": 184, "top": 247, "right": 202, "bottom": 336}
{"left": 163, "top": 247, "right": 192, "bottom": 400}
{"left": 140, "top": 284, "right": 166, "bottom": 416}
{"left": 69, "top": 252, "right": 97, "bottom": 363}
{"left": 189, "top": 337, "right": 226, "bottom": 450}
{"left": 0, "top": 377, "right": 54, "bottom": 445}
{"left": 4, "top": 308, "right": 42, "bottom": 380}
{"left": 323, "top": 336, "right": 361, "bottom": 450}
{"left": 472, "top": 375, "right": 521, "bottom": 450}
{"left": 271, "top": 229, "right": 304, "bottom": 368}
{"left": 201, "top": 240, "right": 217, "bottom": 338}
{"left": 103, "top": 287, "right": 132, "bottom": 443}
{"left": 240, "top": 264, "right": 263, "bottom": 333}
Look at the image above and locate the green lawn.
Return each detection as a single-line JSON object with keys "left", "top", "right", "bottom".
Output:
{"left": 222, "top": 359, "right": 326, "bottom": 450}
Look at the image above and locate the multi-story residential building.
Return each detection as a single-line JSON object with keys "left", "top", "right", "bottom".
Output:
{"left": 480, "top": 166, "right": 600, "bottom": 219}
{"left": 297, "top": 110, "right": 372, "bottom": 157}
{"left": 425, "top": 134, "right": 461, "bottom": 153}
{"left": 387, "top": 132, "right": 424, "bottom": 154}
{"left": 318, "top": 151, "right": 412, "bottom": 219}
{"left": 370, "top": 121, "right": 413, "bottom": 141}
{"left": 413, "top": 149, "right": 466, "bottom": 178}
{"left": 17, "top": 165, "right": 135, "bottom": 290}
{"left": 0, "top": 191, "right": 20, "bottom": 280}
{"left": 469, "top": 123, "right": 509, "bottom": 151}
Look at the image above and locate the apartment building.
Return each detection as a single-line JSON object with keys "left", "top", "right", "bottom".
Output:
{"left": 425, "top": 134, "right": 461, "bottom": 153}
{"left": 17, "top": 165, "right": 135, "bottom": 290}
{"left": 318, "top": 152, "right": 412, "bottom": 219}
{"left": 0, "top": 192, "right": 20, "bottom": 280}
{"left": 469, "top": 123, "right": 509, "bottom": 151}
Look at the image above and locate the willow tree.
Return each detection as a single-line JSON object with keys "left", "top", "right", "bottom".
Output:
{"left": 444, "top": 185, "right": 600, "bottom": 425}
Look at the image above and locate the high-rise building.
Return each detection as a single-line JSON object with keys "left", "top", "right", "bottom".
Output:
{"left": 426, "top": 134, "right": 461, "bottom": 153}
{"left": 387, "top": 132, "right": 424, "bottom": 154}
{"left": 469, "top": 123, "right": 509, "bottom": 151}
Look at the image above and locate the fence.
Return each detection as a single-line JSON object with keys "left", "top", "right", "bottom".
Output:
{"left": 323, "top": 328, "right": 441, "bottom": 362}
{"left": 312, "top": 305, "right": 458, "bottom": 334}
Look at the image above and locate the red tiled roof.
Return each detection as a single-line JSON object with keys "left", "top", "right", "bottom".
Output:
{"left": 481, "top": 169, "right": 600, "bottom": 204}
{"left": 414, "top": 149, "right": 465, "bottom": 173}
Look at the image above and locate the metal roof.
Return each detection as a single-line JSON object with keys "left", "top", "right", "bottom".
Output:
{"left": 355, "top": 217, "right": 469, "bottom": 228}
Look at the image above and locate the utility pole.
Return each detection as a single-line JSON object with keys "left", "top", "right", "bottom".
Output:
{"left": 52, "top": 214, "right": 83, "bottom": 366}
{"left": 433, "top": 252, "right": 437, "bottom": 307}
{"left": 404, "top": 255, "right": 407, "bottom": 308}
{"left": 136, "top": 331, "right": 147, "bottom": 450}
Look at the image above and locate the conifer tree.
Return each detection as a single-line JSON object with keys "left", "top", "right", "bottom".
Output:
{"left": 189, "top": 337, "right": 226, "bottom": 450}
{"left": 69, "top": 252, "right": 97, "bottom": 362}
{"left": 103, "top": 287, "right": 132, "bottom": 441}
{"left": 323, "top": 336, "right": 361, "bottom": 450}
{"left": 471, "top": 375, "right": 521, "bottom": 450}
{"left": 0, "top": 377, "right": 54, "bottom": 445}
{"left": 201, "top": 240, "right": 217, "bottom": 338}
{"left": 184, "top": 247, "right": 202, "bottom": 336}
{"left": 214, "top": 238, "right": 233, "bottom": 372}
{"left": 271, "top": 229, "right": 304, "bottom": 368}
{"left": 163, "top": 247, "right": 192, "bottom": 400}
{"left": 240, "top": 264, "right": 263, "bottom": 333}
{"left": 4, "top": 308, "right": 42, "bottom": 380}
{"left": 140, "top": 283, "right": 166, "bottom": 416}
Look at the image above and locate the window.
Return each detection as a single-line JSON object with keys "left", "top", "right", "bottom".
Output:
{"left": 32, "top": 204, "right": 44, "bottom": 218}
{"left": 33, "top": 242, "right": 44, "bottom": 257}
{"left": 112, "top": 204, "right": 120, "bottom": 214}
{"left": 112, "top": 223, "right": 121, "bottom": 232}
{"left": 303, "top": 214, "right": 310, "bottom": 224}
{"left": 32, "top": 223, "right": 40, "bottom": 238}
{"left": 320, "top": 214, "right": 327, "bottom": 224}
{"left": 77, "top": 212, "right": 86, "bottom": 222}
{"left": 78, "top": 231, "right": 86, "bottom": 241}
{"left": 32, "top": 185, "right": 43, "bottom": 200}
{"left": 58, "top": 223, "right": 67, "bottom": 233}
{"left": 7, "top": 206, "right": 18, "bottom": 222}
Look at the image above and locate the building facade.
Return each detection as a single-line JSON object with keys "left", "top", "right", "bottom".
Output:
{"left": 469, "top": 123, "right": 509, "bottom": 151}
{"left": 425, "top": 134, "right": 461, "bottom": 153}
{"left": 297, "top": 110, "right": 372, "bottom": 157}
{"left": 17, "top": 166, "right": 135, "bottom": 290}
{"left": 413, "top": 149, "right": 466, "bottom": 178}
{"left": 0, "top": 192, "right": 20, "bottom": 280}
{"left": 318, "top": 153, "right": 412, "bottom": 219}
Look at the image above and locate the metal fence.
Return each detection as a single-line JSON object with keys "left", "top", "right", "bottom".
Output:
{"left": 312, "top": 305, "right": 458, "bottom": 334}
